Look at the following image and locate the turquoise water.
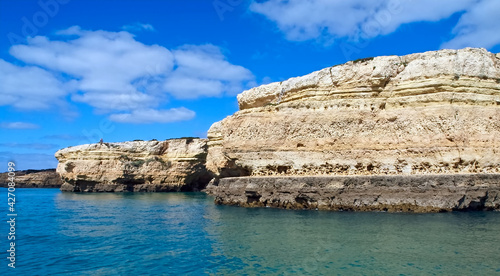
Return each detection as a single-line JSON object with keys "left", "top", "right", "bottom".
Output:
{"left": 1, "top": 188, "right": 500, "bottom": 275}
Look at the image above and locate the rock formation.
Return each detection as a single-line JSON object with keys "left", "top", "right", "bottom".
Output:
{"left": 206, "top": 48, "right": 500, "bottom": 211}
{"left": 55, "top": 139, "right": 212, "bottom": 192}
{"left": 0, "top": 169, "right": 62, "bottom": 188}
{"left": 214, "top": 175, "right": 500, "bottom": 212}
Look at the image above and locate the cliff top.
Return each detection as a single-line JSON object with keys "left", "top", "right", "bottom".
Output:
{"left": 237, "top": 48, "right": 500, "bottom": 110}
{"left": 55, "top": 138, "right": 207, "bottom": 158}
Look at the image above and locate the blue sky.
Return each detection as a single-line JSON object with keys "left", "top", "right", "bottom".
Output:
{"left": 1, "top": 0, "right": 499, "bottom": 170}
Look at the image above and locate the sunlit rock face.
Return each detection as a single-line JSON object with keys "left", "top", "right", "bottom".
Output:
{"left": 55, "top": 139, "right": 212, "bottom": 192}
{"left": 206, "top": 48, "right": 500, "bottom": 211}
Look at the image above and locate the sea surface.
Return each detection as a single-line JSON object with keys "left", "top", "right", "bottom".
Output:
{"left": 1, "top": 188, "right": 500, "bottom": 275}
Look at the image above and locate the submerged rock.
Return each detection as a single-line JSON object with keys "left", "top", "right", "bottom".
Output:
{"left": 206, "top": 48, "right": 500, "bottom": 211}
{"left": 0, "top": 169, "right": 62, "bottom": 188}
{"left": 55, "top": 139, "right": 212, "bottom": 192}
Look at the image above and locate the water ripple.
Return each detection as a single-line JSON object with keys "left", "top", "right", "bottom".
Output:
{"left": 2, "top": 188, "right": 500, "bottom": 275}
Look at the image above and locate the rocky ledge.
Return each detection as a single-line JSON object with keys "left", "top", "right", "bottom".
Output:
{"left": 206, "top": 48, "right": 500, "bottom": 212}
{"left": 55, "top": 138, "right": 212, "bottom": 192}
{"left": 213, "top": 175, "right": 500, "bottom": 212}
{"left": 0, "top": 169, "right": 62, "bottom": 188}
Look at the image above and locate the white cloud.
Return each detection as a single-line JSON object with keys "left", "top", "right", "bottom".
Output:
{"left": 2, "top": 26, "right": 254, "bottom": 123}
{"left": 0, "top": 122, "right": 39, "bottom": 129}
{"left": 122, "top": 23, "right": 156, "bottom": 32}
{"left": 251, "top": 0, "right": 381, "bottom": 41}
{"left": 0, "top": 59, "right": 72, "bottom": 110}
{"left": 164, "top": 44, "right": 254, "bottom": 98}
{"left": 10, "top": 27, "right": 174, "bottom": 113}
{"left": 442, "top": 0, "right": 500, "bottom": 49}
{"left": 249, "top": 0, "right": 482, "bottom": 44}
{"left": 71, "top": 91, "right": 157, "bottom": 112}
{"left": 109, "top": 107, "right": 195, "bottom": 124}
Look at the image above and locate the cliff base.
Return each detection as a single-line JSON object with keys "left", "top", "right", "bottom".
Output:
{"left": 210, "top": 174, "right": 500, "bottom": 212}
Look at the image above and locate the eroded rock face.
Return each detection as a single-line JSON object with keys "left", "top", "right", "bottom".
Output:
{"left": 213, "top": 175, "right": 500, "bottom": 212}
{"left": 206, "top": 48, "right": 500, "bottom": 211}
{"left": 55, "top": 139, "right": 212, "bottom": 192}
{"left": 208, "top": 48, "right": 500, "bottom": 178}
{"left": 0, "top": 169, "right": 62, "bottom": 188}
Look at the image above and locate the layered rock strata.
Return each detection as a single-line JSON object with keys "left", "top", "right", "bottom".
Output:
{"left": 213, "top": 175, "right": 500, "bottom": 212}
{"left": 0, "top": 169, "right": 62, "bottom": 188}
{"left": 206, "top": 48, "right": 500, "bottom": 211}
{"left": 55, "top": 139, "right": 212, "bottom": 192}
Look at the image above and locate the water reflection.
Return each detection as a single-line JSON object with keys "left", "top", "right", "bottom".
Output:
{"left": 6, "top": 188, "right": 500, "bottom": 275}
{"left": 204, "top": 205, "right": 500, "bottom": 275}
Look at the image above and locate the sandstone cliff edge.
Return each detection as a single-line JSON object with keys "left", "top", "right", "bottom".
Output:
{"left": 55, "top": 139, "right": 211, "bottom": 192}
{"left": 206, "top": 48, "right": 500, "bottom": 212}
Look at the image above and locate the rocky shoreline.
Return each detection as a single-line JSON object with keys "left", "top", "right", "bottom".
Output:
{"left": 55, "top": 139, "right": 212, "bottom": 192}
{"left": 0, "top": 169, "right": 62, "bottom": 188}
{"left": 208, "top": 174, "right": 500, "bottom": 212}
{"left": 51, "top": 48, "right": 500, "bottom": 212}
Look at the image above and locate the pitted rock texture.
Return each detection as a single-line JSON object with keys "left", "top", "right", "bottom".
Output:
{"left": 206, "top": 48, "right": 500, "bottom": 212}
{"left": 0, "top": 169, "right": 62, "bottom": 188}
{"left": 207, "top": 48, "right": 500, "bottom": 178}
{"left": 55, "top": 139, "right": 212, "bottom": 192}
{"left": 212, "top": 175, "right": 500, "bottom": 212}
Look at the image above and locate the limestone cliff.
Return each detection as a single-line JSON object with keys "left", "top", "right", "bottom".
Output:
{"left": 0, "top": 169, "right": 62, "bottom": 188}
{"left": 55, "top": 139, "right": 212, "bottom": 192}
{"left": 206, "top": 48, "right": 500, "bottom": 211}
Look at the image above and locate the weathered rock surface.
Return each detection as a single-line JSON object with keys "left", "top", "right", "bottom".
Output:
{"left": 213, "top": 175, "right": 500, "bottom": 212}
{"left": 207, "top": 48, "right": 500, "bottom": 211}
{"left": 55, "top": 139, "right": 212, "bottom": 192}
{"left": 0, "top": 169, "right": 62, "bottom": 188}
